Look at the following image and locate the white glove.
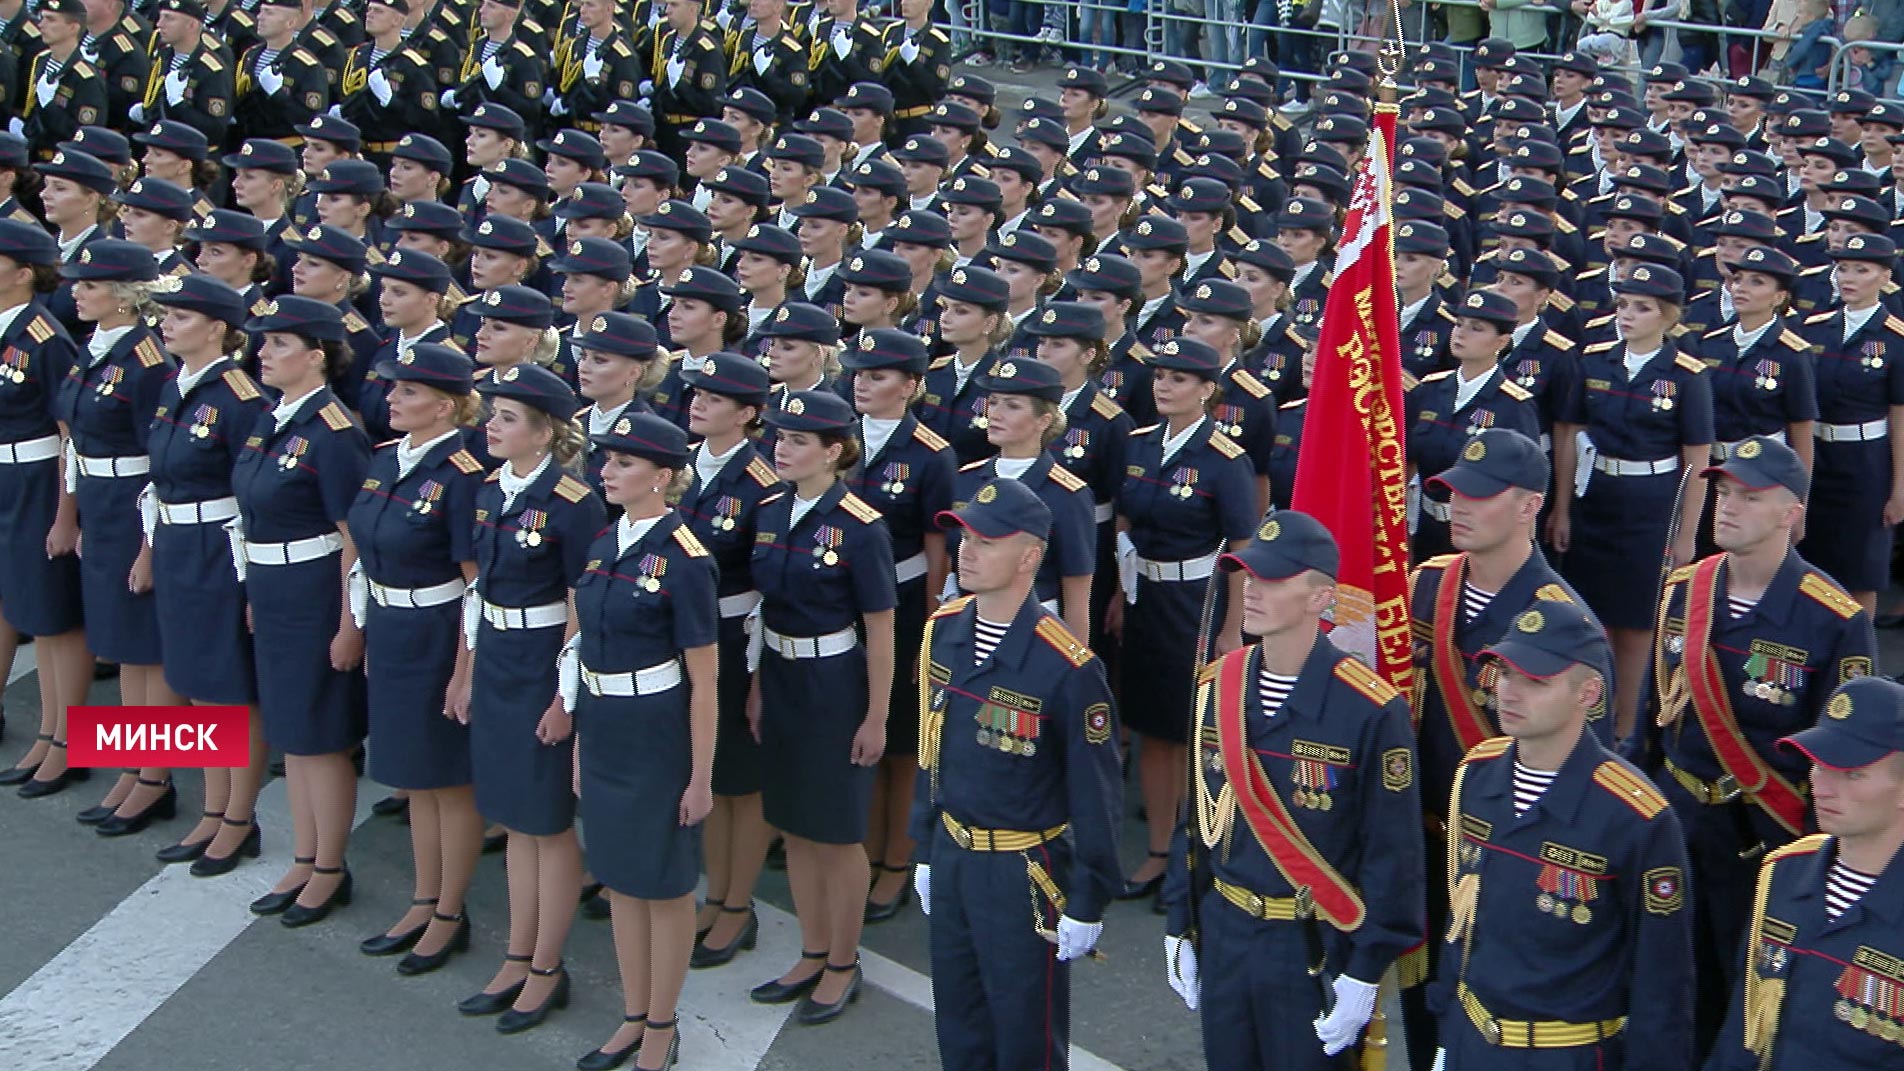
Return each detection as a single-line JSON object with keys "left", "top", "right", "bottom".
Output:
{"left": 35, "top": 75, "right": 56, "bottom": 108}
{"left": 346, "top": 560, "right": 368, "bottom": 629}
{"left": 831, "top": 25, "right": 852, "bottom": 58}
{"left": 164, "top": 69, "right": 188, "bottom": 106}
{"left": 481, "top": 54, "right": 505, "bottom": 90}
{"left": 753, "top": 47, "right": 773, "bottom": 75}
{"left": 549, "top": 97, "right": 569, "bottom": 117}
{"left": 665, "top": 57, "right": 686, "bottom": 86}
{"left": 1313, "top": 975, "right": 1381, "bottom": 1056}
{"left": 326, "top": 104, "right": 343, "bottom": 118}
{"left": 647, "top": 5, "right": 664, "bottom": 26}
{"left": 714, "top": 6, "right": 733, "bottom": 29}
{"left": 368, "top": 68, "right": 392, "bottom": 106}
{"left": 439, "top": 87, "right": 459, "bottom": 110}
{"left": 7, "top": 116, "right": 24, "bottom": 138}
{"left": 1164, "top": 935, "right": 1199, "bottom": 1010}
{"left": 137, "top": 483, "right": 158, "bottom": 543}
{"left": 638, "top": 79, "right": 655, "bottom": 98}
{"left": 129, "top": 102, "right": 147, "bottom": 124}
{"left": 1431, "top": 1048, "right": 1445, "bottom": 1071}
{"left": 583, "top": 49, "right": 604, "bottom": 81}
{"left": 1055, "top": 916, "right": 1102, "bottom": 962}
{"left": 256, "top": 63, "right": 284, "bottom": 96}
{"left": 899, "top": 37, "right": 919, "bottom": 63}
{"left": 558, "top": 633, "right": 581, "bottom": 713}
{"left": 1116, "top": 529, "right": 1139, "bottom": 605}
{"left": 915, "top": 863, "right": 931, "bottom": 915}
{"left": 461, "top": 587, "right": 481, "bottom": 651}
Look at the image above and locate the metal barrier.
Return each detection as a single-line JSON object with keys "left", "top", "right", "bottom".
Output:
{"left": 1825, "top": 36, "right": 1904, "bottom": 103}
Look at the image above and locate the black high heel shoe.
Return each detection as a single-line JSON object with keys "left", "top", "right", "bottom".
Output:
{"left": 280, "top": 866, "right": 352, "bottom": 928}
{"left": 19, "top": 741, "right": 90, "bottom": 799}
{"left": 77, "top": 771, "right": 137, "bottom": 825}
{"left": 458, "top": 952, "right": 532, "bottom": 1016}
{"left": 581, "top": 881, "right": 611, "bottom": 921}
{"left": 863, "top": 864, "right": 914, "bottom": 923}
{"left": 749, "top": 950, "right": 828, "bottom": 1004}
{"left": 496, "top": 963, "right": 570, "bottom": 1034}
{"left": 0, "top": 734, "right": 52, "bottom": 786}
{"left": 250, "top": 857, "right": 314, "bottom": 915}
{"left": 397, "top": 912, "right": 472, "bottom": 976}
{"left": 96, "top": 779, "right": 178, "bottom": 837}
{"left": 797, "top": 961, "right": 863, "bottom": 1026}
{"left": 576, "top": 1015, "right": 646, "bottom": 1071}
{"left": 157, "top": 811, "right": 224, "bottom": 863}
{"left": 690, "top": 904, "right": 758, "bottom": 969}
{"left": 371, "top": 794, "right": 409, "bottom": 818}
{"left": 482, "top": 830, "right": 508, "bottom": 854}
{"left": 1115, "top": 850, "right": 1170, "bottom": 900}
{"left": 361, "top": 898, "right": 438, "bottom": 956}
{"left": 632, "top": 1017, "right": 679, "bottom": 1071}
{"left": 191, "top": 819, "right": 262, "bottom": 877}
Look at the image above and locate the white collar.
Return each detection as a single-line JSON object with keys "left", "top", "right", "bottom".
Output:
{"left": 1844, "top": 303, "right": 1883, "bottom": 337}
{"left": 1139, "top": 293, "right": 1171, "bottom": 324}
{"left": 1510, "top": 318, "right": 1539, "bottom": 349}
{"left": 1160, "top": 416, "right": 1205, "bottom": 464}
{"left": 1060, "top": 384, "right": 1086, "bottom": 413}
{"left": 1399, "top": 293, "right": 1430, "bottom": 330}
{"left": 616, "top": 510, "right": 664, "bottom": 555}
{"left": 498, "top": 452, "right": 553, "bottom": 499}
{"left": 58, "top": 225, "right": 98, "bottom": 263}
{"left": 1453, "top": 364, "right": 1493, "bottom": 410}
{"left": 174, "top": 354, "right": 230, "bottom": 399}
{"left": 86, "top": 322, "right": 136, "bottom": 364}
{"left": 1066, "top": 125, "right": 1094, "bottom": 158}
{"left": 0, "top": 301, "right": 31, "bottom": 346}
{"left": 1733, "top": 318, "right": 1775, "bottom": 352}
{"left": 588, "top": 399, "right": 633, "bottom": 435}
{"left": 397, "top": 428, "right": 459, "bottom": 478}
{"left": 272, "top": 384, "right": 324, "bottom": 429}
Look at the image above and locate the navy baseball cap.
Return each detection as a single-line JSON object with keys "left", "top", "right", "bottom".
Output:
{"left": 842, "top": 328, "right": 931, "bottom": 375}
{"left": 1699, "top": 434, "right": 1808, "bottom": 499}
{"left": 471, "top": 284, "right": 555, "bottom": 329}
{"left": 762, "top": 389, "right": 855, "bottom": 432}
{"left": 1221, "top": 511, "right": 1341, "bottom": 581}
{"left": 375, "top": 341, "right": 475, "bottom": 395}
{"left": 679, "top": 349, "right": 770, "bottom": 404}
{"left": 61, "top": 239, "right": 159, "bottom": 281}
{"left": 476, "top": 362, "right": 582, "bottom": 420}
{"left": 368, "top": 247, "right": 453, "bottom": 292}
{"left": 246, "top": 295, "right": 346, "bottom": 341}
{"left": 1782, "top": 677, "right": 1904, "bottom": 770}
{"left": 574, "top": 311, "right": 660, "bottom": 360}
{"left": 1024, "top": 301, "right": 1105, "bottom": 340}
{"left": 977, "top": 356, "right": 1063, "bottom": 402}
{"left": 1429, "top": 428, "right": 1550, "bottom": 498}
{"left": 937, "top": 478, "right": 1053, "bottom": 542}
{"left": 590, "top": 410, "right": 689, "bottom": 469}
{"left": 149, "top": 272, "right": 249, "bottom": 327}
{"left": 1481, "top": 599, "right": 1609, "bottom": 679}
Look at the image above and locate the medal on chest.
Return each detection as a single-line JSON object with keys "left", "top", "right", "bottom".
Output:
{"left": 1651, "top": 379, "right": 1677, "bottom": 412}
{"left": 1099, "top": 367, "right": 1125, "bottom": 396}
{"left": 812, "top": 523, "right": 843, "bottom": 567}
{"left": 1262, "top": 352, "right": 1286, "bottom": 382}
{"left": 277, "top": 435, "right": 309, "bottom": 471}
{"left": 516, "top": 508, "right": 548, "bottom": 548}
{"left": 1465, "top": 408, "right": 1496, "bottom": 437}
{"left": 712, "top": 495, "right": 741, "bottom": 531}
{"left": 189, "top": 403, "right": 218, "bottom": 440}
{"left": 1754, "top": 358, "right": 1780, "bottom": 392}
{"left": 1213, "top": 402, "right": 1245, "bottom": 439}
{"left": 1514, "top": 358, "right": 1541, "bottom": 389}
{"left": 1832, "top": 948, "right": 1904, "bottom": 1043}
{"left": 635, "top": 552, "right": 666, "bottom": 593}
{"left": 1294, "top": 298, "right": 1320, "bottom": 325}
{"left": 1062, "top": 428, "right": 1089, "bottom": 460}
{"left": 0, "top": 345, "right": 28, "bottom": 383}
{"left": 96, "top": 365, "right": 124, "bottom": 397}
{"left": 412, "top": 478, "right": 444, "bottom": 517}
{"left": 1863, "top": 341, "right": 1887, "bottom": 371}
{"left": 1169, "top": 465, "right": 1198, "bottom": 501}
{"left": 1534, "top": 843, "right": 1607, "bottom": 925}
{"left": 879, "top": 461, "right": 909, "bottom": 496}
{"left": 975, "top": 686, "right": 1043, "bottom": 756}
{"left": 1413, "top": 329, "right": 1437, "bottom": 360}
{"left": 1290, "top": 756, "right": 1339, "bottom": 810}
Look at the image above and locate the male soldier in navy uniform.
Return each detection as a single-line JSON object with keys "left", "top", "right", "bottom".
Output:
{"left": 1629, "top": 435, "right": 1877, "bottom": 1056}
{"left": 1427, "top": 597, "right": 1694, "bottom": 1070}
{"left": 78, "top": 0, "right": 153, "bottom": 134}
{"left": 648, "top": 0, "right": 724, "bottom": 160}
{"left": 206, "top": 0, "right": 260, "bottom": 62}
{"left": 1709, "top": 675, "right": 1904, "bottom": 1071}
{"left": 545, "top": 0, "right": 639, "bottom": 134}
{"left": 1161, "top": 512, "right": 1425, "bottom": 1071}
{"left": 879, "top": 0, "right": 942, "bottom": 141}
{"left": 1400, "top": 428, "right": 1607, "bottom": 1071}
{"left": 441, "top": 0, "right": 544, "bottom": 140}
{"left": 910, "top": 477, "right": 1122, "bottom": 1071}
{"left": 232, "top": 0, "right": 329, "bottom": 148}
{"left": 15, "top": 0, "right": 107, "bottom": 161}
{"left": 138, "top": 0, "right": 233, "bottom": 148}
{"left": 722, "top": 0, "right": 808, "bottom": 127}
{"left": 804, "top": 0, "right": 885, "bottom": 111}
{"left": 338, "top": 0, "right": 441, "bottom": 161}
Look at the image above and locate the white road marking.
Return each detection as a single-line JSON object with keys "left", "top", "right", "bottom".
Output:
{"left": 8, "top": 645, "right": 33, "bottom": 686}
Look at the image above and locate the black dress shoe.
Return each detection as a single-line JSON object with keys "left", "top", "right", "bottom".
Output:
{"left": 0, "top": 734, "right": 51, "bottom": 786}
{"left": 76, "top": 803, "right": 117, "bottom": 824}
{"left": 496, "top": 964, "right": 570, "bottom": 1034}
{"left": 96, "top": 780, "right": 178, "bottom": 837}
{"left": 631, "top": 1018, "right": 679, "bottom": 1071}
{"left": 748, "top": 951, "right": 829, "bottom": 1004}
{"left": 157, "top": 812, "right": 224, "bottom": 863}
{"left": 1114, "top": 851, "right": 1170, "bottom": 900}
{"left": 281, "top": 867, "right": 352, "bottom": 928}
{"left": 361, "top": 898, "right": 437, "bottom": 956}
{"left": 483, "top": 830, "right": 508, "bottom": 854}
{"left": 691, "top": 905, "right": 758, "bottom": 969}
{"left": 580, "top": 882, "right": 611, "bottom": 921}
{"left": 371, "top": 794, "right": 410, "bottom": 817}
{"left": 250, "top": 857, "right": 315, "bottom": 915}
{"left": 191, "top": 820, "right": 262, "bottom": 877}
{"left": 18, "top": 753, "right": 89, "bottom": 799}
{"left": 796, "top": 963, "right": 862, "bottom": 1026}
{"left": 576, "top": 1015, "right": 645, "bottom": 1071}
{"left": 397, "top": 913, "right": 472, "bottom": 976}
{"left": 459, "top": 954, "right": 532, "bottom": 1015}
{"left": 863, "top": 865, "right": 913, "bottom": 924}
{"left": 93, "top": 660, "right": 119, "bottom": 681}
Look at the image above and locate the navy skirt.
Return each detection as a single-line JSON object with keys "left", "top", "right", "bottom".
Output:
{"left": 1121, "top": 575, "right": 1211, "bottom": 743}
{"left": 76, "top": 475, "right": 162, "bottom": 664}
{"left": 759, "top": 646, "right": 872, "bottom": 845}
{"left": 885, "top": 578, "right": 928, "bottom": 759}
{"left": 365, "top": 599, "right": 470, "bottom": 790}
{"left": 0, "top": 457, "right": 82, "bottom": 636}
{"left": 577, "top": 682, "right": 700, "bottom": 899}
{"left": 152, "top": 519, "right": 257, "bottom": 704}
{"left": 469, "top": 620, "right": 573, "bottom": 835}
{"left": 1800, "top": 437, "right": 1890, "bottom": 593}
{"left": 248, "top": 555, "right": 367, "bottom": 755}
{"left": 1565, "top": 468, "right": 1680, "bottom": 630}
{"left": 711, "top": 612, "right": 764, "bottom": 797}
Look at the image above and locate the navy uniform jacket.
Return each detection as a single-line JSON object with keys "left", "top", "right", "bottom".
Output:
{"left": 357, "top": 324, "right": 457, "bottom": 444}
{"left": 1289, "top": 265, "right": 1332, "bottom": 332}
{"left": 348, "top": 436, "right": 485, "bottom": 590}
{"left": 338, "top": 39, "right": 442, "bottom": 149}
{"left": 579, "top": 400, "right": 655, "bottom": 504}
{"left": 679, "top": 440, "right": 781, "bottom": 599}
{"left": 231, "top": 389, "right": 371, "bottom": 544}
{"left": 0, "top": 305, "right": 76, "bottom": 446}
{"left": 1563, "top": 340, "right": 1717, "bottom": 461}
{"left": 1406, "top": 368, "right": 1540, "bottom": 490}
{"left": 472, "top": 461, "right": 604, "bottom": 610}
{"left": 1698, "top": 320, "right": 1819, "bottom": 445}
{"left": 1134, "top": 295, "right": 1186, "bottom": 351}
{"left": 750, "top": 479, "right": 896, "bottom": 637}
{"left": 908, "top": 594, "right": 1124, "bottom": 923}
{"left": 878, "top": 24, "right": 946, "bottom": 134}
{"left": 20, "top": 52, "right": 107, "bottom": 161}
{"left": 915, "top": 353, "right": 997, "bottom": 466}
{"left": 1246, "top": 314, "right": 1309, "bottom": 405}
{"left": 550, "top": 30, "right": 643, "bottom": 134}
{"left": 1267, "top": 398, "right": 1306, "bottom": 512}
{"left": 149, "top": 41, "right": 235, "bottom": 148}
{"left": 1118, "top": 419, "right": 1258, "bottom": 563}
{"left": 148, "top": 360, "right": 270, "bottom": 506}
{"left": 575, "top": 511, "right": 719, "bottom": 672}
{"left": 1708, "top": 833, "right": 1904, "bottom": 1071}
{"left": 233, "top": 43, "right": 329, "bottom": 144}
{"left": 1399, "top": 294, "right": 1459, "bottom": 385}
{"left": 1428, "top": 733, "right": 1694, "bottom": 1070}
{"left": 844, "top": 415, "right": 956, "bottom": 570}
{"left": 1097, "top": 334, "right": 1156, "bottom": 429}
{"left": 57, "top": 328, "right": 173, "bottom": 463}
{"left": 949, "top": 455, "right": 1094, "bottom": 606}
{"left": 1051, "top": 383, "right": 1132, "bottom": 521}
{"left": 1213, "top": 362, "right": 1278, "bottom": 480}
{"left": 1162, "top": 639, "right": 1426, "bottom": 987}
{"left": 802, "top": 16, "right": 886, "bottom": 111}
{"left": 86, "top": 15, "right": 153, "bottom": 132}
{"left": 723, "top": 22, "right": 811, "bottom": 125}
{"left": 1498, "top": 318, "right": 1579, "bottom": 445}
{"left": 1797, "top": 307, "right": 1904, "bottom": 427}
{"left": 449, "top": 36, "right": 546, "bottom": 139}
{"left": 650, "top": 22, "right": 725, "bottom": 127}
{"left": 1408, "top": 551, "right": 1606, "bottom": 820}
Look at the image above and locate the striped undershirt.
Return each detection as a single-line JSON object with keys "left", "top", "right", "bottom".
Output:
{"left": 1258, "top": 667, "right": 1298, "bottom": 717}
{"left": 1729, "top": 595, "right": 1758, "bottom": 619}
{"left": 1513, "top": 761, "right": 1559, "bottom": 816}
{"left": 1463, "top": 582, "right": 1496, "bottom": 623}
{"left": 1826, "top": 860, "right": 1878, "bottom": 919}
{"left": 973, "top": 616, "right": 1009, "bottom": 666}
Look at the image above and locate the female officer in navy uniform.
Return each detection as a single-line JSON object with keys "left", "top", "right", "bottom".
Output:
{"left": 459, "top": 362, "right": 604, "bottom": 1033}
{"left": 1550, "top": 264, "right": 1715, "bottom": 738}
{"left": 1177, "top": 278, "right": 1282, "bottom": 517}
{"left": 1796, "top": 234, "right": 1904, "bottom": 613}
{"left": 347, "top": 342, "right": 487, "bottom": 977}
{"left": 38, "top": 150, "right": 118, "bottom": 339}
{"left": 569, "top": 411, "right": 719, "bottom": 1071}
{"left": 576, "top": 313, "right": 664, "bottom": 505}
{"left": 359, "top": 249, "right": 458, "bottom": 444}
{"left": 1405, "top": 289, "right": 1541, "bottom": 562}
{"left": 1064, "top": 254, "right": 1154, "bottom": 428}
{"left": 145, "top": 276, "right": 271, "bottom": 871}
{"left": 747, "top": 389, "right": 896, "bottom": 1026}
{"left": 674, "top": 351, "right": 778, "bottom": 968}
{"left": 916, "top": 265, "right": 1010, "bottom": 466}
{"left": 230, "top": 296, "right": 372, "bottom": 926}
{"left": 838, "top": 329, "right": 957, "bottom": 925}
{"left": 0, "top": 221, "right": 93, "bottom": 796}
{"left": 1266, "top": 331, "right": 1319, "bottom": 512}
{"left": 1109, "top": 336, "right": 1258, "bottom": 905}
{"left": 57, "top": 241, "right": 184, "bottom": 832}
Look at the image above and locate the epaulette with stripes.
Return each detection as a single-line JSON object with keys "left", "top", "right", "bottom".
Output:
{"left": 448, "top": 449, "right": 482, "bottom": 475}
{"left": 26, "top": 315, "right": 56, "bottom": 343}
{"left": 1799, "top": 572, "right": 1860, "bottom": 619}
{"left": 1333, "top": 656, "right": 1399, "bottom": 705}
{"left": 1499, "top": 380, "right": 1533, "bottom": 401}
{"left": 1090, "top": 391, "right": 1123, "bottom": 420}
{"left": 745, "top": 455, "right": 778, "bottom": 487}
{"left": 134, "top": 336, "right": 166, "bottom": 368}
{"left": 1593, "top": 760, "right": 1667, "bottom": 818}
{"left": 933, "top": 594, "right": 973, "bottom": 619}
{"left": 672, "top": 525, "right": 709, "bottom": 557}
{"left": 1230, "top": 369, "right": 1271, "bottom": 399}
{"left": 838, "top": 491, "right": 881, "bottom": 524}
{"left": 1674, "top": 353, "right": 1705, "bottom": 373}
{"left": 318, "top": 401, "right": 353, "bottom": 431}
{"left": 221, "top": 367, "right": 262, "bottom": 401}
{"left": 1048, "top": 465, "right": 1086, "bottom": 493}
{"left": 1462, "top": 736, "right": 1512, "bottom": 763}
{"left": 1034, "top": 616, "right": 1092, "bottom": 667}
{"left": 1209, "top": 431, "right": 1243, "bottom": 459}
{"left": 911, "top": 423, "right": 950, "bottom": 452}
{"left": 553, "top": 474, "right": 590, "bottom": 502}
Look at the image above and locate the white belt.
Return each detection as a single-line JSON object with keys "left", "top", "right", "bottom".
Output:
{"left": 582, "top": 658, "right": 684, "bottom": 697}
{"left": 244, "top": 532, "right": 344, "bottom": 566}
{"left": 894, "top": 550, "right": 928, "bottom": 584}
{"left": 371, "top": 577, "right": 467, "bottom": 609}
{"left": 761, "top": 625, "right": 858, "bottom": 660}
{"left": 1713, "top": 431, "right": 1787, "bottom": 459}
{"left": 0, "top": 434, "right": 60, "bottom": 464}
{"left": 1816, "top": 418, "right": 1889, "bottom": 442}
{"left": 719, "top": 590, "right": 761, "bottom": 619}
{"left": 1422, "top": 498, "right": 1451, "bottom": 522}
{"left": 75, "top": 452, "right": 151, "bottom": 478}
{"left": 1592, "top": 455, "right": 1679, "bottom": 477}
{"left": 481, "top": 598, "right": 569, "bottom": 631}
{"left": 1136, "top": 550, "right": 1220, "bottom": 583}
{"left": 1093, "top": 501, "right": 1114, "bottom": 524}
{"left": 157, "top": 496, "right": 239, "bottom": 526}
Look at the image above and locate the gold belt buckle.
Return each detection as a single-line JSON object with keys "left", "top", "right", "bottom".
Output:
{"left": 1712, "top": 773, "right": 1743, "bottom": 803}
{"left": 1244, "top": 889, "right": 1266, "bottom": 916}
{"left": 951, "top": 822, "right": 972, "bottom": 850}
{"left": 1484, "top": 1017, "right": 1504, "bottom": 1046}
{"left": 1294, "top": 885, "right": 1316, "bottom": 919}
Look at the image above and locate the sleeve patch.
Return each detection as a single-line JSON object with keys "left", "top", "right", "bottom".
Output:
{"left": 1083, "top": 702, "right": 1111, "bottom": 745}
{"left": 1382, "top": 747, "right": 1413, "bottom": 792}
{"left": 1644, "top": 867, "right": 1684, "bottom": 915}
{"left": 1841, "top": 656, "right": 1872, "bottom": 684}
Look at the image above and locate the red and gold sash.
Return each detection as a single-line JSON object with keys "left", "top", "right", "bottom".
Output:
{"left": 1431, "top": 555, "right": 1496, "bottom": 754}
{"left": 1214, "top": 648, "right": 1366, "bottom": 932}
{"left": 1682, "top": 557, "right": 1808, "bottom": 836}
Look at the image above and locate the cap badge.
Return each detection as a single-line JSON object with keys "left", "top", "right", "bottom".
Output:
{"left": 1737, "top": 439, "right": 1763, "bottom": 459}
{"left": 657, "top": 203, "right": 672, "bottom": 214}
{"left": 79, "top": 249, "right": 91, "bottom": 265}
{"left": 1516, "top": 609, "right": 1544, "bottom": 633}
{"left": 995, "top": 361, "right": 1016, "bottom": 378}
{"left": 1828, "top": 692, "right": 1852, "bottom": 720}
{"left": 1259, "top": 518, "right": 1280, "bottom": 541}
{"left": 976, "top": 483, "right": 998, "bottom": 504}
{"left": 613, "top": 417, "right": 632, "bottom": 434}
{"left": 591, "top": 315, "right": 609, "bottom": 334}
{"left": 570, "top": 241, "right": 584, "bottom": 256}
{"left": 1633, "top": 267, "right": 1651, "bottom": 282}
{"left": 786, "top": 397, "right": 805, "bottom": 416}
{"left": 1196, "top": 284, "right": 1212, "bottom": 300}
{"left": 485, "top": 291, "right": 503, "bottom": 306}
{"left": 1042, "top": 309, "right": 1057, "bottom": 324}
{"left": 499, "top": 366, "right": 519, "bottom": 382}
{"left": 776, "top": 307, "right": 790, "bottom": 323}
{"left": 478, "top": 220, "right": 494, "bottom": 235}
{"left": 240, "top": 144, "right": 254, "bottom": 156}
{"left": 951, "top": 269, "right": 967, "bottom": 285}
{"left": 1463, "top": 439, "right": 1487, "bottom": 462}
{"left": 850, "top": 256, "right": 865, "bottom": 271}
{"left": 387, "top": 250, "right": 403, "bottom": 266}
